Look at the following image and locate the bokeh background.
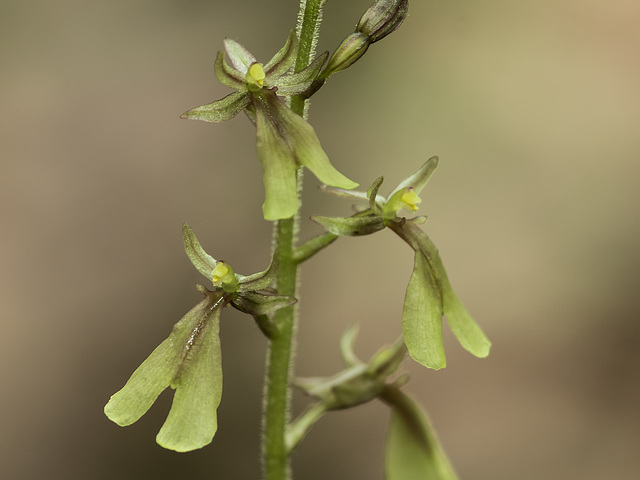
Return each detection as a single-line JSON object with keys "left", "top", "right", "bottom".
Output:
{"left": 2, "top": 0, "right": 639, "bottom": 478}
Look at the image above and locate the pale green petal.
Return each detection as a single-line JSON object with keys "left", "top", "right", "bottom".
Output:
{"left": 156, "top": 296, "right": 223, "bottom": 452}
{"left": 214, "top": 50, "right": 246, "bottom": 90}
{"left": 253, "top": 94, "right": 299, "bottom": 220}
{"left": 339, "top": 325, "right": 363, "bottom": 368}
{"left": 104, "top": 295, "right": 219, "bottom": 428}
{"left": 181, "top": 91, "right": 250, "bottom": 123}
{"left": 224, "top": 38, "right": 256, "bottom": 75}
{"left": 385, "top": 389, "right": 459, "bottom": 480}
{"left": 231, "top": 291, "right": 297, "bottom": 316}
{"left": 408, "top": 223, "right": 491, "bottom": 358}
{"left": 258, "top": 90, "right": 358, "bottom": 190}
{"left": 236, "top": 249, "right": 279, "bottom": 292}
{"left": 389, "top": 156, "right": 439, "bottom": 198}
{"left": 182, "top": 224, "right": 217, "bottom": 280}
{"left": 104, "top": 336, "right": 180, "bottom": 427}
{"left": 274, "top": 52, "right": 328, "bottom": 96}
{"left": 402, "top": 252, "right": 446, "bottom": 370}
{"left": 311, "top": 214, "right": 384, "bottom": 236}
{"left": 264, "top": 29, "right": 298, "bottom": 80}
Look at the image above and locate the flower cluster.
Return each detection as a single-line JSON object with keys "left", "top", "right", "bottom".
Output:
{"left": 104, "top": 225, "right": 295, "bottom": 451}
{"left": 181, "top": 30, "right": 358, "bottom": 220}
{"left": 313, "top": 157, "right": 491, "bottom": 369}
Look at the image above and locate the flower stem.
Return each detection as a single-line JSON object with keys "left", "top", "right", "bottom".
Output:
{"left": 261, "top": 2, "right": 326, "bottom": 479}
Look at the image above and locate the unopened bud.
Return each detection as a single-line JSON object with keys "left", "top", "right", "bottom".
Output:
{"left": 356, "top": 0, "right": 409, "bottom": 43}
{"left": 323, "top": 32, "right": 372, "bottom": 77}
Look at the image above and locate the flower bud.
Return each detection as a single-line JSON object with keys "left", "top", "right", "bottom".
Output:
{"left": 323, "top": 32, "right": 371, "bottom": 77}
{"left": 356, "top": 0, "right": 409, "bottom": 43}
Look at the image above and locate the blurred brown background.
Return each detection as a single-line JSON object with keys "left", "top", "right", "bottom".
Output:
{"left": 2, "top": 0, "right": 639, "bottom": 478}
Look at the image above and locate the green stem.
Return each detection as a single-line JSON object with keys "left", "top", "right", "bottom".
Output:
{"left": 293, "top": 232, "right": 338, "bottom": 264}
{"left": 262, "top": 2, "right": 326, "bottom": 479}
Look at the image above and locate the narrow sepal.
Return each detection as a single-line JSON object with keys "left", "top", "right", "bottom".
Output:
{"left": 274, "top": 52, "right": 329, "bottom": 96}
{"left": 384, "top": 388, "right": 459, "bottom": 480}
{"left": 318, "top": 184, "right": 370, "bottom": 201}
{"left": 402, "top": 252, "right": 446, "bottom": 370}
{"left": 340, "top": 325, "right": 364, "bottom": 368}
{"left": 389, "top": 156, "right": 439, "bottom": 198}
{"left": 182, "top": 224, "right": 216, "bottom": 280}
{"left": 232, "top": 290, "right": 297, "bottom": 316}
{"left": 312, "top": 214, "right": 384, "bottom": 236}
{"left": 224, "top": 38, "right": 256, "bottom": 75}
{"left": 181, "top": 91, "right": 250, "bottom": 123}
{"left": 214, "top": 50, "right": 246, "bottom": 90}
{"left": 367, "top": 176, "right": 385, "bottom": 213}
{"left": 263, "top": 29, "right": 298, "bottom": 79}
{"left": 236, "top": 249, "right": 279, "bottom": 292}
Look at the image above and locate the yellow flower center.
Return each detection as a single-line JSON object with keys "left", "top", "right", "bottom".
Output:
{"left": 246, "top": 63, "right": 265, "bottom": 91}
{"left": 401, "top": 188, "right": 422, "bottom": 211}
{"left": 211, "top": 262, "right": 230, "bottom": 284}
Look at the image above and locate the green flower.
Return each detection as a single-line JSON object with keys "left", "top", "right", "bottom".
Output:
{"left": 312, "top": 157, "right": 491, "bottom": 370}
{"left": 104, "top": 225, "right": 295, "bottom": 451}
{"left": 181, "top": 30, "right": 358, "bottom": 220}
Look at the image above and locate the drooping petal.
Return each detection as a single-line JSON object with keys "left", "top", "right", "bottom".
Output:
{"left": 404, "top": 223, "right": 491, "bottom": 358}
{"left": 263, "top": 29, "right": 298, "bottom": 79}
{"left": 224, "top": 38, "right": 256, "bottom": 75}
{"left": 104, "top": 293, "right": 223, "bottom": 436}
{"left": 181, "top": 91, "right": 250, "bottom": 123}
{"left": 274, "top": 52, "right": 328, "bottom": 96}
{"left": 156, "top": 294, "right": 225, "bottom": 452}
{"left": 182, "top": 224, "right": 217, "bottom": 280}
{"left": 384, "top": 388, "right": 459, "bottom": 480}
{"left": 252, "top": 92, "right": 299, "bottom": 220}
{"left": 258, "top": 90, "right": 358, "bottom": 189}
{"left": 389, "top": 156, "right": 439, "bottom": 198}
{"left": 214, "top": 50, "right": 246, "bottom": 90}
{"left": 402, "top": 252, "right": 446, "bottom": 370}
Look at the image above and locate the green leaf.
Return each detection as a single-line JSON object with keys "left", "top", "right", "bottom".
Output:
{"left": 214, "top": 50, "right": 246, "bottom": 90}
{"left": 389, "top": 156, "right": 439, "bottom": 198}
{"left": 182, "top": 224, "right": 216, "bottom": 280}
{"left": 385, "top": 389, "right": 459, "bottom": 480}
{"left": 181, "top": 91, "right": 250, "bottom": 123}
{"left": 224, "top": 38, "right": 256, "bottom": 75}
{"left": 264, "top": 29, "right": 298, "bottom": 79}
{"left": 104, "top": 294, "right": 224, "bottom": 452}
{"left": 253, "top": 93, "right": 299, "bottom": 220}
{"left": 402, "top": 252, "right": 446, "bottom": 370}
{"left": 231, "top": 290, "right": 297, "bottom": 316}
{"left": 311, "top": 214, "right": 384, "bottom": 236}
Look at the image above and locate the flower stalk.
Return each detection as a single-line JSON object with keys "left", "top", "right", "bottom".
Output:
{"left": 261, "top": 3, "right": 327, "bottom": 478}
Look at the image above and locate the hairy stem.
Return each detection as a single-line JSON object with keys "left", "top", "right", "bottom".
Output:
{"left": 262, "top": 1, "right": 326, "bottom": 479}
